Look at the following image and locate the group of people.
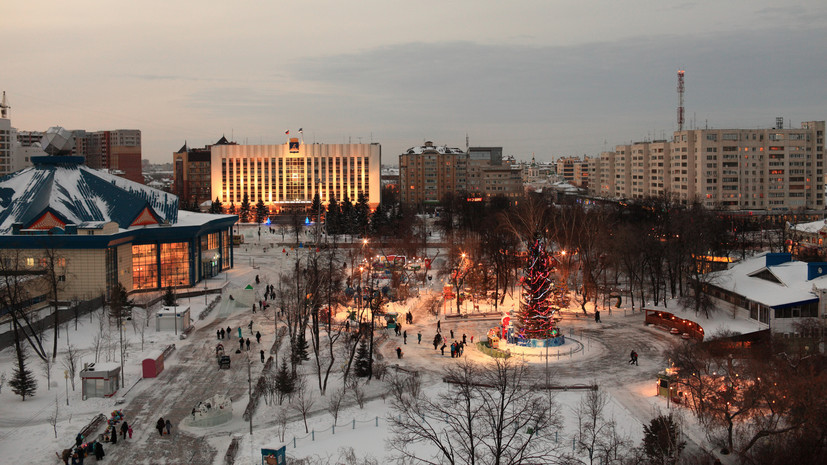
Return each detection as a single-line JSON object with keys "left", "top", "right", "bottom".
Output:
{"left": 155, "top": 417, "right": 172, "bottom": 436}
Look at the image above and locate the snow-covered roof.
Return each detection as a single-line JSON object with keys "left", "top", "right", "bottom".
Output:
{"left": 0, "top": 155, "right": 179, "bottom": 234}
{"left": 790, "top": 218, "right": 827, "bottom": 234}
{"left": 405, "top": 142, "right": 465, "bottom": 155}
{"left": 705, "top": 252, "right": 827, "bottom": 308}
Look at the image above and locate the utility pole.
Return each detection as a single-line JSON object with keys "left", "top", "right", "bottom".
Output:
{"left": 247, "top": 353, "right": 253, "bottom": 435}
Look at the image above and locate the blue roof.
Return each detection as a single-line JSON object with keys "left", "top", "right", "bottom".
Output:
{"left": 0, "top": 155, "right": 178, "bottom": 234}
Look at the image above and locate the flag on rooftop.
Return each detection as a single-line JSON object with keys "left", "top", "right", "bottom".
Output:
{"left": 285, "top": 130, "right": 289, "bottom": 135}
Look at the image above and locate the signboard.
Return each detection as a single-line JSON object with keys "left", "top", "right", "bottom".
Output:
{"left": 289, "top": 138, "right": 300, "bottom": 153}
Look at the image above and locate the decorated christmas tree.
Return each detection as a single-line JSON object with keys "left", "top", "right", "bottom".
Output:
{"left": 517, "top": 237, "right": 566, "bottom": 339}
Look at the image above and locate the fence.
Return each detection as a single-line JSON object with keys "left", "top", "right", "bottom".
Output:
{"left": 0, "top": 296, "right": 104, "bottom": 351}
{"left": 198, "top": 295, "right": 222, "bottom": 320}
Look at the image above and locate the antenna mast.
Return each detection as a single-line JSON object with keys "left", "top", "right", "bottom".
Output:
{"left": 677, "top": 70, "right": 685, "bottom": 132}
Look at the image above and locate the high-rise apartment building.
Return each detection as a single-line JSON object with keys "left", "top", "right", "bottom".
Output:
{"left": 77, "top": 129, "right": 143, "bottom": 183}
{"left": 210, "top": 139, "right": 381, "bottom": 214}
{"left": 592, "top": 120, "right": 825, "bottom": 212}
{"left": 173, "top": 137, "right": 234, "bottom": 209}
{"left": 0, "top": 117, "right": 11, "bottom": 177}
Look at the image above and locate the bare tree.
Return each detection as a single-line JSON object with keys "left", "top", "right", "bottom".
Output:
{"left": 276, "top": 407, "right": 289, "bottom": 442}
{"left": 292, "top": 377, "right": 315, "bottom": 433}
{"left": 348, "top": 377, "right": 367, "bottom": 409}
{"left": 49, "top": 395, "right": 60, "bottom": 438}
{"left": 62, "top": 344, "right": 79, "bottom": 391}
{"left": 572, "top": 388, "right": 615, "bottom": 465}
{"left": 388, "top": 358, "right": 561, "bottom": 465}
{"left": 327, "top": 387, "right": 346, "bottom": 424}
{"left": 41, "top": 356, "right": 54, "bottom": 391}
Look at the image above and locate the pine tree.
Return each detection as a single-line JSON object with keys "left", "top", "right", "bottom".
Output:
{"left": 109, "top": 281, "right": 134, "bottom": 319}
{"left": 642, "top": 414, "right": 685, "bottom": 464}
{"left": 162, "top": 286, "right": 177, "bottom": 307}
{"left": 274, "top": 357, "right": 295, "bottom": 404}
{"left": 516, "top": 237, "right": 564, "bottom": 339}
{"left": 292, "top": 333, "right": 309, "bottom": 364}
{"left": 255, "top": 197, "right": 267, "bottom": 224}
{"left": 210, "top": 197, "right": 224, "bottom": 214}
{"left": 370, "top": 203, "right": 385, "bottom": 236}
{"left": 311, "top": 192, "right": 322, "bottom": 222}
{"left": 341, "top": 194, "right": 354, "bottom": 235}
{"left": 326, "top": 194, "right": 340, "bottom": 235}
{"left": 355, "top": 192, "right": 370, "bottom": 235}
{"left": 9, "top": 349, "right": 37, "bottom": 400}
{"left": 239, "top": 193, "right": 251, "bottom": 223}
{"left": 228, "top": 202, "right": 236, "bottom": 215}
{"left": 354, "top": 339, "right": 371, "bottom": 378}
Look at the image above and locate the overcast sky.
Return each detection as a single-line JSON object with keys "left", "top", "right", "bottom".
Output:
{"left": 3, "top": 0, "right": 827, "bottom": 164}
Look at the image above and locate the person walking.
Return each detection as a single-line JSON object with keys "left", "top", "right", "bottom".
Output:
{"left": 227, "top": 326, "right": 232, "bottom": 338}
{"left": 93, "top": 441, "right": 105, "bottom": 461}
{"left": 156, "top": 418, "right": 165, "bottom": 436}
{"left": 417, "top": 331, "right": 422, "bottom": 344}
{"left": 256, "top": 331, "right": 261, "bottom": 344}
{"left": 245, "top": 338, "right": 251, "bottom": 351}
{"left": 595, "top": 310, "right": 601, "bottom": 323}
{"left": 440, "top": 343, "right": 446, "bottom": 356}
{"left": 216, "top": 329, "right": 221, "bottom": 340}
{"left": 248, "top": 320, "right": 254, "bottom": 333}
{"left": 239, "top": 337, "right": 244, "bottom": 351}
{"left": 220, "top": 328, "right": 225, "bottom": 339}
{"left": 436, "top": 320, "right": 441, "bottom": 333}
{"left": 396, "top": 347, "right": 403, "bottom": 359}
{"left": 120, "top": 420, "right": 129, "bottom": 439}
{"left": 165, "top": 418, "right": 172, "bottom": 435}
{"left": 403, "top": 330, "right": 407, "bottom": 344}
{"left": 128, "top": 424, "right": 133, "bottom": 439}
{"left": 450, "top": 329, "right": 454, "bottom": 339}
{"left": 629, "top": 350, "right": 638, "bottom": 366}
{"left": 260, "top": 349, "right": 265, "bottom": 363}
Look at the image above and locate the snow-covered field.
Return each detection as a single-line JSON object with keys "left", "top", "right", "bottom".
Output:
{"left": 0, "top": 224, "right": 750, "bottom": 464}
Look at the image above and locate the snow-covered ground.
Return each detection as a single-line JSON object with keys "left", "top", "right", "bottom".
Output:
{"left": 0, "top": 224, "right": 755, "bottom": 464}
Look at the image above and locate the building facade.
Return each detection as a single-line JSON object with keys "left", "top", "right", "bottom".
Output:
{"left": 399, "top": 142, "right": 523, "bottom": 207}
{"left": 74, "top": 129, "right": 143, "bottom": 184}
{"left": 556, "top": 156, "right": 590, "bottom": 189}
{"left": 173, "top": 137, "right": 234, "bottom": 209}
{"left": 0, "top": 155, "right": 235, "bottom": 302}
{"left": 210, "top": 140, "right": 382, "bottom": 214}
{"left": 592, "top": 120, "right": 825, "bottom": 212}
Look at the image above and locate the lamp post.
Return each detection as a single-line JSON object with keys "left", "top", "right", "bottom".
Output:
{"left": 64, "top": 370, "right": 69, "bottom": 406}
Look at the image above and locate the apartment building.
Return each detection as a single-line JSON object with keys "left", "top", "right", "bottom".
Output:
{"left": 173, "top": 137, "right": 234, "bottom": 209}
{"left": 211, "top": 140, "right": 381, "bottom": 213}
{"left": 592, "top": 120, "right": 825, "bottom": 212}
{"left": 556, "top": 156, "right": 590, "bottom": 189}
{"left": 399, "top": 141, "right": 467, "bottom": 206}
{"left": 399, "top": 142, "right": 524, "bottom": 207}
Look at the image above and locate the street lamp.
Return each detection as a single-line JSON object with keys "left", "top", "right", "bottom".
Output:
{"left": 64, "top": 370, "right": 69, "bottom": 406}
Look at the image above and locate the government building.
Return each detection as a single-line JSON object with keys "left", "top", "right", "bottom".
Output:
{"left": 210, "top": 139, "right": 382, "bottom": 213}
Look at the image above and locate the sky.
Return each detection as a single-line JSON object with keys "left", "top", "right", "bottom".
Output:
{"left": 3, "top": 0, "right": 827, "bottom": 164}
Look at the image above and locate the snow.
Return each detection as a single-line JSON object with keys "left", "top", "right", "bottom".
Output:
{"left": 706, "top": 252, "right": 826, "bottom": 308}
{"left": 0, "top": 223, "right": 753, "bottom": 464}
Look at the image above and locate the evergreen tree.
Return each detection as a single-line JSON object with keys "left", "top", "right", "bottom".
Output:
{"left": 255, "top": 197, "right": 267, "bottom": 224}
{"left": 355, "top": 192, "right": 370, "bottom": 236}
{"left": 239, "top": 193, "right": 251, "bottom": 223}
{"left": 292, "top": 332, "right": 310, "bottom": 364}
{"left": 642, "top": 414, "right": 685, "bottom": 465}
{"left": 109, "top": 281, "right": 134, "bottom": 320}
{"left": 516, "top": 237, "right": 565, "bottom": 339}
{"left": 340, "top": 194, "right": 354, "bottom": 235}
{"left": 354, "top": 339, "right": 371, "bottom": 378}
{"left": 370, "top": 202, "right": 386, "bottom": 236}
{"left": 274, "top": 357, "right": 295, "bottom": 404}
{"left": 9, "top": 349, "right": 37, "bottom": 400}
{"left": 227, "top": 202, "right": 236, "bottom": 215}
{"left": 210, "top": 197, "right": 224, "bottom": 214}
{"left": 311, "top": 192, "right": 322, "bottom": 222}
{"left": 162, "top": 286, "right": 177, "bottom": 307}
{"left": 326, "top": 194, "right": 341, "bottom": 235}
